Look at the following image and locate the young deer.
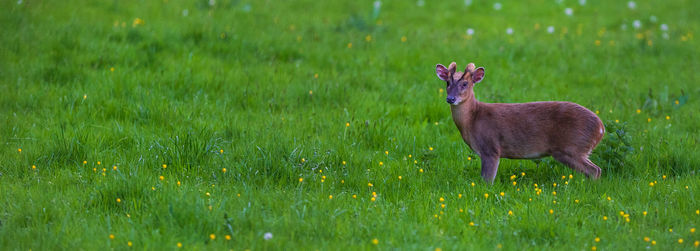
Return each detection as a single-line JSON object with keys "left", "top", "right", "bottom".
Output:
{"left": 436, "top": 62, "right": 605, "bottom": 183}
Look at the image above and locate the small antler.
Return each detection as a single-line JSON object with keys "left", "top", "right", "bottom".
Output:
{"left": 466, "top": 63, "right": 476, "bottom": 72}
{"left": 448, "top": 62, "right": 457, "bottom": 75}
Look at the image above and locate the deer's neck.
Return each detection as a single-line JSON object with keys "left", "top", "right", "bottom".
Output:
{"left": 450, "top": 94, "right": 480, "bottom": 141}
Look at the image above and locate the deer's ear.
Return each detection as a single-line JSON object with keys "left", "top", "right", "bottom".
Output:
{"left": 436, "top": 64, "right": 449, "bottom": 81}
{"left": 472, "top": 67, "right": 485, "bottom": 83}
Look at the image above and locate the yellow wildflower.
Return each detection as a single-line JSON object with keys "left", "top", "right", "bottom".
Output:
{"left": 132, "top": 18, "right": 144, "bottom": 27}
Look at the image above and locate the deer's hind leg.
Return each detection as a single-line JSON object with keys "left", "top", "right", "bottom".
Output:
{"left": 583, "top": 158, "right": 602, "bottom": 179}
{"left": 551, "top": 152, "right": 601, "bottom": 179}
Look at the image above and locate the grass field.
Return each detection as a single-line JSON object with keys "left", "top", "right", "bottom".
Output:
{"left": 1, "top": 0, "right": 699, "bottom": 249}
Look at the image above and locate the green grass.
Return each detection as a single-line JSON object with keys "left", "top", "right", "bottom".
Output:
{"left": 1, "top": 0, "right": 699, "bottom": 249}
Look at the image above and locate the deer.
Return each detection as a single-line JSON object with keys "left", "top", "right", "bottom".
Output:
{"left": 435, "top": 62, "right": 605, "bottom": 183}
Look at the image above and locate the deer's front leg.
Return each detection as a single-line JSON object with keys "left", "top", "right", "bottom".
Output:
{"left": 480, "top": 155, "right": 500, "bottom": 183}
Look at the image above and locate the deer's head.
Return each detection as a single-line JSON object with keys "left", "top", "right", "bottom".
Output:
{"left": 436, "top": 62, "right": 485, "bottom": 105}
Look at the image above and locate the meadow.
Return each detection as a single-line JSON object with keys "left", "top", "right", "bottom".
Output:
{"left": 1, "top": 0, "right": 699, "bottom": 249}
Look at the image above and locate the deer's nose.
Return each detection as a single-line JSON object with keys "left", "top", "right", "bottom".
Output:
{"left": 446, "top": 97, "right": 456, "bottom": 104}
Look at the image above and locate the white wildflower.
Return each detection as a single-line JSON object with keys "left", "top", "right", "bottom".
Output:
{"left": 650, "top": 15, "right": 657, "bottom": 23}
{"left": 493, "top": 2, "right": 502, "bottom": 10}
{"left": 417, "top": 0, "right": 425, "bottom": 7}
{"left": 208, "top": 0, "right": 215, "bottom": 6}
{"left": 182, "top": 9, "right": 189, "bottom": 17}
{"left": 579, "top": 0, "right": 586, "bottom": 5}
{"left": 633, "top": 20, "right": 641, "bottom": 29}
{"left": 465, "top": 0, "right": 473, "bottom": 6}
{"left": 565, "top": 8, "right": 573, "bottom": 16}
{"left": 662, "top": 33, "right": 669, "bottom": 39}
{"left": 547, "top": 26, "right": 555, "bottom": 34}
{"left": 264, "top": 232, "right": 273, "bottom": 240}
{"left": 660, "top": 23, "right": 668, "bottom": 31}
{"left": 466, "top": 28, "right": 475, "bottom": 36}
{"left": 627, "top": 1, "right": 636, "bottom": 9}
{"left": 506, "top": 27, "right": 513, "bottom": 35}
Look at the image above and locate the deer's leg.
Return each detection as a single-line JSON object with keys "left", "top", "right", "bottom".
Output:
{"left": 480, "top": 155, "right": 500, "bottom": 183}
{"left": 552, "top": 152, "right": 599, "bottom": 179}
{"left": 583, "top": 158, "right": 602, "bottom": 179}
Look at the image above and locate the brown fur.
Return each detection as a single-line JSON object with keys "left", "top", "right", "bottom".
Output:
{"left": 436, "top": 62, "right": 605, "bottom": 183}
